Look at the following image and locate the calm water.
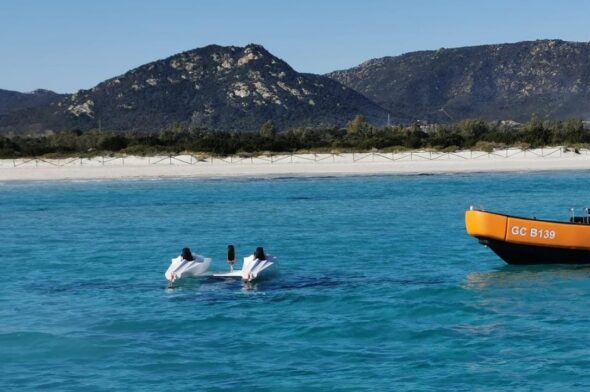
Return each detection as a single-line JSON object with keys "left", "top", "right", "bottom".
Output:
{"left": 2, "top": 173, "right": 590, "bottom": 391}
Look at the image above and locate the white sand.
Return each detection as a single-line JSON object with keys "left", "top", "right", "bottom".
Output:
{"left": 1, "top": 148, "right": 589, "bottom": 182}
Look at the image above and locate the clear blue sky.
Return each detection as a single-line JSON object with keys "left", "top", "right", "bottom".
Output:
{"left": 2, "top": 0, "right": 589, "bottom": 93}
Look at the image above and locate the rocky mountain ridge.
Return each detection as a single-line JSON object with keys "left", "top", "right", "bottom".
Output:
{"left": 327, "top": 39, "right": 590, "bottom": 122}
{"left": 0, "top": 88, "right": 65, "bottom": 116}
{"left": 4, "top": 39, "right": 590, "bottom": 135}
{"left": 0, "top": 44, "right": 388, "bottom": 134}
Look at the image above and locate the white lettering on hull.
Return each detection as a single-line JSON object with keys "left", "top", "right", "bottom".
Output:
{"left": 510, "top": 225, "right": 556, "bottom": 240}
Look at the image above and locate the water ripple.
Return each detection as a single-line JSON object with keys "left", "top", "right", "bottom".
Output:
{"left": 4, "top": 173, "right": 590, "bottom": 390}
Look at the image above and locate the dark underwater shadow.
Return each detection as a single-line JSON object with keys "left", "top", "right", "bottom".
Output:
{"left": 164, "top": 269, "right": 354, "bottom": 294}
{"left": 164, "top": 268, "right": 447, "bottom": 296}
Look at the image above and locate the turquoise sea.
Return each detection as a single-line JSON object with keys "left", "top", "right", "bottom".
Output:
{"left": 2, "top": 172, "right": 590, "bottom": 391}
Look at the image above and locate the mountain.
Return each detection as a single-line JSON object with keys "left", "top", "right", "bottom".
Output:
{"left": 0, "top": 89, "right": 65, "bottom": 116}
{"left": 327, "top": 39, "right": 590, "bottom": 122}
{"left": 0, "top": 44, "right": 388, "bottom": 134}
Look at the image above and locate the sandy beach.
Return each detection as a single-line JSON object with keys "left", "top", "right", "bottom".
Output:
{"left": 1, "top": 148, "right": 589, "bottom": 181}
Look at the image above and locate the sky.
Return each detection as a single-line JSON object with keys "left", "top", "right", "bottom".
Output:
{"left": 1, "top": 0, "right": 590, "bottom": 93}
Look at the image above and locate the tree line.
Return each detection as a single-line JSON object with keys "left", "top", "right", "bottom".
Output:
{"left": 0, "top": 116, "right": 588, "bottom": 158}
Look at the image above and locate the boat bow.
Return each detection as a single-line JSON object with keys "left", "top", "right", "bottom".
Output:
{"left": 465, "top": 209, "right": 590, "bottom": 264}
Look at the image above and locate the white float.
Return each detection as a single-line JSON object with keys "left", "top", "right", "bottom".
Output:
{"left": 213, "top": 254, "right": 278, "bottom": 281}
{"left": 165, "top": 254, "right": 211, "bottom": 281}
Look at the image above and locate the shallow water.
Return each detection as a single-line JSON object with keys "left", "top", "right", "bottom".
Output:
{"left": 2, "top": 173, "right": 590, "bottom": 391}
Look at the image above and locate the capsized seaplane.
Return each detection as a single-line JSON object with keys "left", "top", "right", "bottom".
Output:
{"left": 164, "top": 246, "right": 279, "bottom": 282}
{"left": 465, "top": 206, "right": 590, "bottom": 265}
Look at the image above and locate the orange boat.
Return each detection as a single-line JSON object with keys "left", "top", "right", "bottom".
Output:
{"left": 465, "top": 207, "right": 590, "bottom": 265}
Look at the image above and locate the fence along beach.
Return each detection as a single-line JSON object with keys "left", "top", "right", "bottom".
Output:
{"left": 1, "top": 147, "right": 589, "bottom": 181}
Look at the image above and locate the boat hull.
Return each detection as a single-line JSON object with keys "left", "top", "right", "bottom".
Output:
{"left": 465, "top": 210, "right": 590, "bottom": 265}
{"left": 480, "top": 238, "right": 590, "bottom": 265}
